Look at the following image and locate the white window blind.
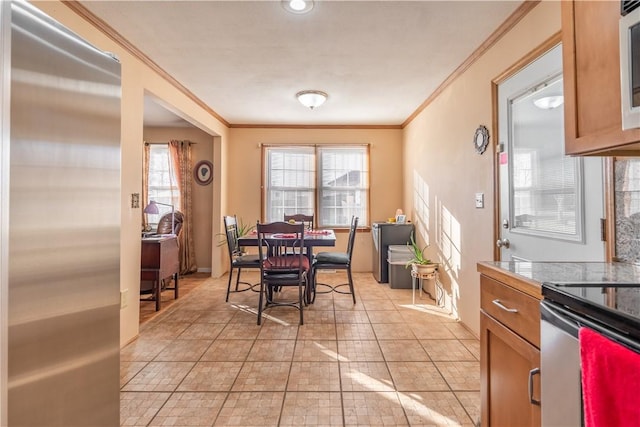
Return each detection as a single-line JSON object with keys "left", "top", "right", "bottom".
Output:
{"left": 510, "top": 78, "right": 581, "bottom": 239}
{"left": 265, "top": 146, "right": 315, "bottom": 222}
{"left": 264, "top": 145, "right": 369, "bottom": 227}
{"left": 318, "top": 147, "right": 369, "bottom": 227}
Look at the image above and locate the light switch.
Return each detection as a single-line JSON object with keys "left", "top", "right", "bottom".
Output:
{"left": 120, "top": 288, "right": 128, "bottom": 309}
{"left": 475, "top": 193, "right": 484, "bottom": 208}
{"left": 131, "top": 193, "right": 140, "bottom": 209}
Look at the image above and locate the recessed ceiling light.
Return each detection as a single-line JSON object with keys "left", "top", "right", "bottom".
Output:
{"left": 281, "top": 0, "right": 314, "bottom": 14}
{"left": 296, "top": 90, "right": 327, "bottom": 109}
{"left": 533, "top": 95, "right": 564, "bottom": 110}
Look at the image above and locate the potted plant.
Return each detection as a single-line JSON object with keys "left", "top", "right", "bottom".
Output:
{"left": 405, "top": 232, "right": 437, "bottom": 274}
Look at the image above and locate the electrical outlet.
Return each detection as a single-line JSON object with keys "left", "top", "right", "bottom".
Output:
{"left": 475, "top": 193, "right": 484, "bottom": 208}
{"left": 120, "top": 288, "right": 128, "bottom": 309}
{"left": 131, "top": 193, "right": 140, "bottom": 209}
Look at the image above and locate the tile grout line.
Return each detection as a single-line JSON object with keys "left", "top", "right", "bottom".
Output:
{"left": 203, "top": 314, "right": 242, "bottom": 427}
{"left": 371, "top": 296, "right": 412, "bottom": 426}
{"left": 335, "top": 292, "right": 347, "bottom": 427}
{"left": 122, "top": 273, "right": 479, "bottom": 426}
{"left": 275, "top": 320, "right": 299, "bottom": 427}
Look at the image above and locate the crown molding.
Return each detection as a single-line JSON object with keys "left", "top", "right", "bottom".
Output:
{"left": 402, "top": 0, "right": 541, "bottom": 128}
{"left": 61, "top": 1, "right": 230, "bottom": 128}
{"left": 229, "top": 124, "right": 402, "bottom": 130}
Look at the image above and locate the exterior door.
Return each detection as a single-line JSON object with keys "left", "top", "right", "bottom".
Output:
{"left": 498, "top": 44, "right": 605, "bottom": 262}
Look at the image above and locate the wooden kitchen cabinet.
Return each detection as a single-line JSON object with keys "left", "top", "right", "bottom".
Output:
{"left": 562, "top": 0, "right": 640, "bottom": 155}
{"left": 480, "top": 274, "right": 541, "bottom": 427}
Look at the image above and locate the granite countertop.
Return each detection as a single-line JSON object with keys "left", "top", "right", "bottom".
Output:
{"left": 477, "top": 261, "right": 640, "bottom": 299}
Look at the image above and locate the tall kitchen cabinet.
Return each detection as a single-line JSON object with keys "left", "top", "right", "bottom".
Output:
{"left": 562, "top": 0, "right": 640, "bottom": 155}
{"left": 478, "top": 267, "right": 541, "bottom": 427}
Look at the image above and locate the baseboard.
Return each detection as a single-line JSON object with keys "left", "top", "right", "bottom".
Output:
{"left": 197, "top": 267, "right": 212, "bottom": 273}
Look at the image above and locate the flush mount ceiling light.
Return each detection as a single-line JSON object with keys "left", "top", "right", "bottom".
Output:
{"left": 533, "top": 95, "right": 564, "bottom": 110}
{"left": 281, "top": 0, "right": 314, "bottom": 14}
{"left": 296, "top": 90, "right": 327, "bottom": 109}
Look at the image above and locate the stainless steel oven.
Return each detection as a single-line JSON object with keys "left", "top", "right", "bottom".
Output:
{"left": 541, "top": 282, "right": 640, "bottom": 426}
{"left": 541, "top": 301, "right": 582, "bottom": 426}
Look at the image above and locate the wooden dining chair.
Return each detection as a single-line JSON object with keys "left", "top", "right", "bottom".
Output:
{"left": 256, "top": 221, "right": 309, "bottom": 325}
{"left": 224, "top": 215, "right": 261, "bottom": 302}
{"left": 284, "top": 213, "right": 314, "bottom": 230}
{"left": 312, "top": 216, "right": 358, "bottom": 304}
{"left": 284, "top": 213, "right": 314, "bottom": 257}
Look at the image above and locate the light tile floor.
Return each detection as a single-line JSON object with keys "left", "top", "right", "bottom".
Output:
{"left": 121, "top": 272, "right": 480, "bottom": 426}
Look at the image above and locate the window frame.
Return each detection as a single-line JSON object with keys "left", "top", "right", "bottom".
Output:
{"left": 262, "top": 144, "right": 370, "bottom": 229}
{"left": 146, "top": 143, "right": 180, "bottom": 227}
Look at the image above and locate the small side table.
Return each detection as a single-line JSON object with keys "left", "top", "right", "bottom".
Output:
{"left": 410, "top": 269, "right": 437, "bottom": 305}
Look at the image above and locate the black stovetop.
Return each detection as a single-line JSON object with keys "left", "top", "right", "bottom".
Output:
{"left": 542, "top": 281, "right": 640, "bottom": 340}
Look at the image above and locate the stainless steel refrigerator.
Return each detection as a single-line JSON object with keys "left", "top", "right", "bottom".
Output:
{"left": 1, "top": 1, "right": 121, "bottom": 425}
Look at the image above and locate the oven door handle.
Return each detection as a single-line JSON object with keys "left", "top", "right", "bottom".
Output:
{"left": 528, "top": 367, "right": 541, "bottom": 406}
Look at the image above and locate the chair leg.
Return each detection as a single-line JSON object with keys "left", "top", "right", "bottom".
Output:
{"left": 257, "top": 278, "right": 265, "bottom": 325}
{"left": 299, "top": 279, "right": 304, "bottom": 325}
{"left": 225, "top": 267, "right": 234, "bottom": 302}
{"left": 311, "top": 267, "right": 317, "bottom": 304}
{"left": 347, "top": 268, "right": 356, "bottom": 304}
{"left": 155, "top": 279, "right": 161, "bottom": 311}
{"left": 235, "top": 268, "right": 242, "bottom": 291}
{"left": 267, "top": 283, "right": 273, "bottom": 303}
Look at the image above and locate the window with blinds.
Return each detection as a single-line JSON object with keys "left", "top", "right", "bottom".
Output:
{"left": 510, "top": 80, "right": 583, "bottom": 240}
{"left": 265, "top": 146, "right": 315, "bottom": 222}
{"left": 264, "top": 145, "right": 369, "bottom": 228}
{"left": 147, "top": 144, "right": 180, "bottom": 226}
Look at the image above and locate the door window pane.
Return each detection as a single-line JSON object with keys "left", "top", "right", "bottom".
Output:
{"left": 509, "top": 76, "right": 583, "bottom": 240}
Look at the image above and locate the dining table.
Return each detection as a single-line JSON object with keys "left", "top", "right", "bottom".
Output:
{"left": 238, "top": 229, "right": 336, "bottom": 304}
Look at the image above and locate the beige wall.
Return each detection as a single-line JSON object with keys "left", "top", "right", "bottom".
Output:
{"left": 143, "top": 127, "right": 214, "bottom": 271}
{"left": 35, "top": 1, "right": 230, "bottom": 346}
{"left": 402, "top": 1, "right": 561, "bottom": 336}
{"left": 33, "top": 0, "right": 562, "bottom": 343}
{"left": 227, "top": 128, "right": 404, "bottom": 272}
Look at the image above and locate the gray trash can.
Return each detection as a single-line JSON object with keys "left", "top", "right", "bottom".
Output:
{"left": 387, "top": 245, "right": 413, "bottom": 289}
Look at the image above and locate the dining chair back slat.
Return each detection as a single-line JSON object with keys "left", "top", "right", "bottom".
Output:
{"left": 256, "top": 221, "right": 308, "bottom": 325}
{"left": 284, "top": 213, "right": 314, "bottom": 230}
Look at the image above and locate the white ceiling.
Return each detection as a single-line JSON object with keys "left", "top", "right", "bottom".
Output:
{"left": 80, "top": 0, "right": 524, "bottom": 127}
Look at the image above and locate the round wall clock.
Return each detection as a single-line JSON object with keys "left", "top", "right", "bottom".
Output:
{"left": 474, "top": 125, "right": 490, "bottom": 155}
{"left": 194, "top": 160, "right": 213, "bottom": 185}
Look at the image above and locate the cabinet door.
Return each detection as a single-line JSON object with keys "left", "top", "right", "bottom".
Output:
{"left": 562, "top": 0, "right": 640, "bottom": 155}
{"left": 481, "top": 311, "right": 541, "bottom": 427}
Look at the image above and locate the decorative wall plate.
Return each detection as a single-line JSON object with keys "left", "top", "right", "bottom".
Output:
{"left": 194, "top": 160, "right": 213, "bottom": 185}
{"left": 474, "top": 125, "right": 490, "bottom": 154}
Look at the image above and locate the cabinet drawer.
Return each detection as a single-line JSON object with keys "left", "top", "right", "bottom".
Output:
{"left": 481, "top": 275, "right": 540, "bottom": 348}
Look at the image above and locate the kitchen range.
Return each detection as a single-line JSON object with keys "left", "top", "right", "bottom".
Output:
{"left": 478, "top": 261, "right": 640, "bottom": 427}
{"left": 542, "top": 279, "right": 640, "bottom": 426}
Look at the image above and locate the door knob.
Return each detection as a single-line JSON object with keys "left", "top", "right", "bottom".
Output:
{"left": 496, "top": 238, "right": 510, "bottom": 248}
